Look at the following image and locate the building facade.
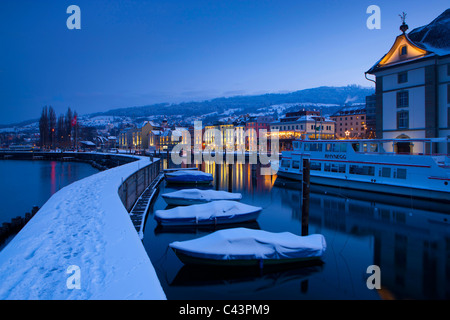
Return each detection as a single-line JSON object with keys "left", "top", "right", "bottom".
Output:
{"left": 330, "top": 104, "right": 368, "bottom": 139}
{"left": 366, "top": 10, "right": 450, "bottom": 154}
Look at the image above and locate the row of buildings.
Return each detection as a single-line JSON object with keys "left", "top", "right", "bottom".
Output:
{"left": 117, "top": 106, "right": 376, "bottom": 152}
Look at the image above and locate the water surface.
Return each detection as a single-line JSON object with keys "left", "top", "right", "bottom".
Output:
{"left": 143, "top": 162, "right": 450, "bottom": 300}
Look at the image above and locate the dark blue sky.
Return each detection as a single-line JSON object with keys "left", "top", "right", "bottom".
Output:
{"left": 0, "top": 0, "right": 448, "bottom": 124}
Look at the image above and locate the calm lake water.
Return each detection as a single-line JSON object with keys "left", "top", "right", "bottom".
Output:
{"left": 143, "top": 161, "right": 450, "bottom": 300}
{"left": 0, "top": 160, "right": 99, "bottom": 224}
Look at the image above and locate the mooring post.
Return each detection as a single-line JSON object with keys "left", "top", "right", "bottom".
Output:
{"left": 215, "top": 162, "right": 220, "bottom": 191}
{"left": 302, "top": 158, "right": 310, "bottom": 236}
{"left": 228, "top": 163, "right": 233, "bottom": 193}
{"left": 166, "top": 149, "right": 170, "bottom": 169}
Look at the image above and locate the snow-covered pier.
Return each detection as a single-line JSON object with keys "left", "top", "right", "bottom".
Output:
{"left": 0, "top": 154, "right": 166, "bottom": 300}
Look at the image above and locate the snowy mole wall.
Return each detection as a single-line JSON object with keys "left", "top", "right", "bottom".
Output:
{"left": 0, "top": 155, "right": 166, "bottom": 300}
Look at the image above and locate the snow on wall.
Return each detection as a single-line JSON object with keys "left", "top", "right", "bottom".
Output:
{"left": 0, "top": 156, "right": 166, "bottom": 300}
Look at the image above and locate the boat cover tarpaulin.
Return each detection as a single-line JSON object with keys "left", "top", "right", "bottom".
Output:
{"left": 165, "top": 170, "right": 213, "bottom": 182}
{"left": 169, "top": 228, "right": 326, "bottom": 261}
{"left": 155, "top": 201, "right": 261, "bottom": 224}
{"left": 162, "top": 189, "right": 242, "bottom": 202}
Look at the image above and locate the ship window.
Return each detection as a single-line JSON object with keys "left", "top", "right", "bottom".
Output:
{"left": 349, "top": 165, "right": 375, "bottom": 176}
{"left": 310, "top": 162, "right": 322, "bottom": 171}
{"left": 293, "top": 141, "right": 300, "bottom": 150}
{"left": 324, "top": 163, "right": 331, "bottom": 172}
{"left": 394, "top": 168, "right": 407, "bottom": 179}
{"left": 292, "top": 161, "right": 300, "bottom": 169}
{"left": 351, "top": 143, "right": 360, "bottom": 152}
{"left": 338, "top": 164, "right": 346, "bottom": 173}
{"left": 281, "top": 160, "right": 291, "bottom": 168}
{"left": 305, "top": 143, "right": 322, "bottom": 152}
{"left": 379, "top": 167, "right": 391, "bottom": 178}
{"left": 340, "top": 144, "right": 347, "bottom": 152}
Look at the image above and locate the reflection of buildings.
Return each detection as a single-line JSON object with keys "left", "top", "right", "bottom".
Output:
{"left": 308, "top": 193, "right": 450, "bottom": 299}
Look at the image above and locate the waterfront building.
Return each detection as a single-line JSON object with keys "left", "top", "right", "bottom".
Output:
{"left": 148, "top": 130, "right": 161, "bottom": 152}
{"left": 366, "top": 9, "right": 450, "bottom": 154}
{"left": 118, "top": 127, "right": 134, "bottom": 150}
{"left": 245, "top": 116, "right": 274, "bottom": 151}
{"left": 330, "top": 104, "right": 368, "bottom": 139}
{"left": 270, "top": 111, "right": 335, "bottom": 150}
{"left": 204, "top": 124, "right": 219, "bottom": 149}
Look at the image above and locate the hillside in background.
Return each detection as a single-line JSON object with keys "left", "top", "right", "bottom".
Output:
{"left": 1, "top": 85, "right": 374, "bottom": 129}
{"left": 94, "top": 85, "right": 374, "bottom": 119}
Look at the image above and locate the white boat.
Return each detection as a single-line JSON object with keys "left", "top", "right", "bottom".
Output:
{"left": 274, "top": 138, "right": 450, "bottom": 202}
{"left": 162, "top": 189, "right": 243, "bottom": 206}
{"left": 169, "top": 228, "right": 326, "bottom": 267}
{"left": 165, "top": 170, "right": 213, "bottom": 185}
{"left": 163, "top": 167, "right": 199, "bottom": 173}
{"left": 154, "top": 200, "right": 262, "bottom": 227}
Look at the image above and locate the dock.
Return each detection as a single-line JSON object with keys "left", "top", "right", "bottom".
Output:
{"left": 129, "top": 172, "right": 164, "bottom": 239}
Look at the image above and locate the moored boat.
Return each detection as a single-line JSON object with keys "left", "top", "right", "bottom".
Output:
{"left": 165, "top": 170, "right": 213, "bottom": 185}
{"left": 154, "top": 201, "right": 261, "bottom": 227}
{"left": 276, "top": 138, "right": 450, "bottom": 202}
{"left": 162, "top": 189, "right": 242, "bottom": 206}
{"left": 169, "top": 228, "right": 327, "bottom": 267}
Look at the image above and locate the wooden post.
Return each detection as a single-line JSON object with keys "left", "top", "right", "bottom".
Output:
{"left": 302, "top": 158, "right": 310, "bottom": 236}
{"left": 215, "top": 162, "right": 220, "bottom": 191}
{"left": 228, "top": 163, "right": 232, "bottom": 193}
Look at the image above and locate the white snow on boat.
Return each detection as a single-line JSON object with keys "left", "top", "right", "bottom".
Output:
{"left": 165, "top": 170, "right": 213, "bottom": 185}
{"left": 169, "top": 228, "right": 326, "bottom": 266}
{"left": 162, "top": 189, "right": 242, "bottom": 206}
{"left": 154, "top": 201, "right": 261, "bottom": 226}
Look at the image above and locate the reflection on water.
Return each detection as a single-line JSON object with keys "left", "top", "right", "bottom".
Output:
{"left": 0, "top": 160, "right": 99, "bottom": 224}
{"left": 145, "top": 160, "right": 450, "bottom": 300}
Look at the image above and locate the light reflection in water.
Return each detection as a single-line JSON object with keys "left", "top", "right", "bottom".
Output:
{"left": 146, "top": 161, "right": 450, "bottom": 300}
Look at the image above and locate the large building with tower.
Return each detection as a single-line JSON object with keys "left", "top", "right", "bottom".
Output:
{"left": 366, "top": 9, "right": 450, "bottom": 154}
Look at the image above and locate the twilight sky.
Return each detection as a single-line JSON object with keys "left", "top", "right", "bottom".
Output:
{"left": 0, "top": 0, "right": 448, "bottom": 124}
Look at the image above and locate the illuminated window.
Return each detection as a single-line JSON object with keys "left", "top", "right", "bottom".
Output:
{"left": 400, "top": 45, "right": 407, "bottom": 56}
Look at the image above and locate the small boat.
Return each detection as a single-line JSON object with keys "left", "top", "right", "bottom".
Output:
{"left": 165, "top": 170, "right": 213, "bottom": 185}
{"left": 163, "top": 167, "right": 199, "bottom": 173}
{"left": 154, "top": 201, "right": 262, "bottom": 227}
{"left": 162, "top": 189, "right": 242, "bottom": 206}
{"left": 169, "top": 228, "right": 326, "bottom": 267}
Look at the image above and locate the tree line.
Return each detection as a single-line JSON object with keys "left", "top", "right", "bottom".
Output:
{"left": 39, "top": 106, "right": 78, "bottom": 149}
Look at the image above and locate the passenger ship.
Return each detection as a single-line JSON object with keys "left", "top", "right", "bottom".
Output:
{"left": 274, "top": 138, "right": 450, "bottom": 202}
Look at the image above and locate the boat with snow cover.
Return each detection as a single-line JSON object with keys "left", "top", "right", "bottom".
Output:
{"left": 162, "top": 189, "right": 242, "bottom": 206}
{"left": 165, "top": 170, "right": 213, "bottom": 185}
{"left": 154, "top": 201, "right": 261, "bottom": 227}
{"left": 169, "top": 228, "right": 327, "bottom": 267}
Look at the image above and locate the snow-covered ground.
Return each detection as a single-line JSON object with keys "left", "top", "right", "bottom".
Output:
{"left": 0, "top": 156, "right": 166, "bottom": 300}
